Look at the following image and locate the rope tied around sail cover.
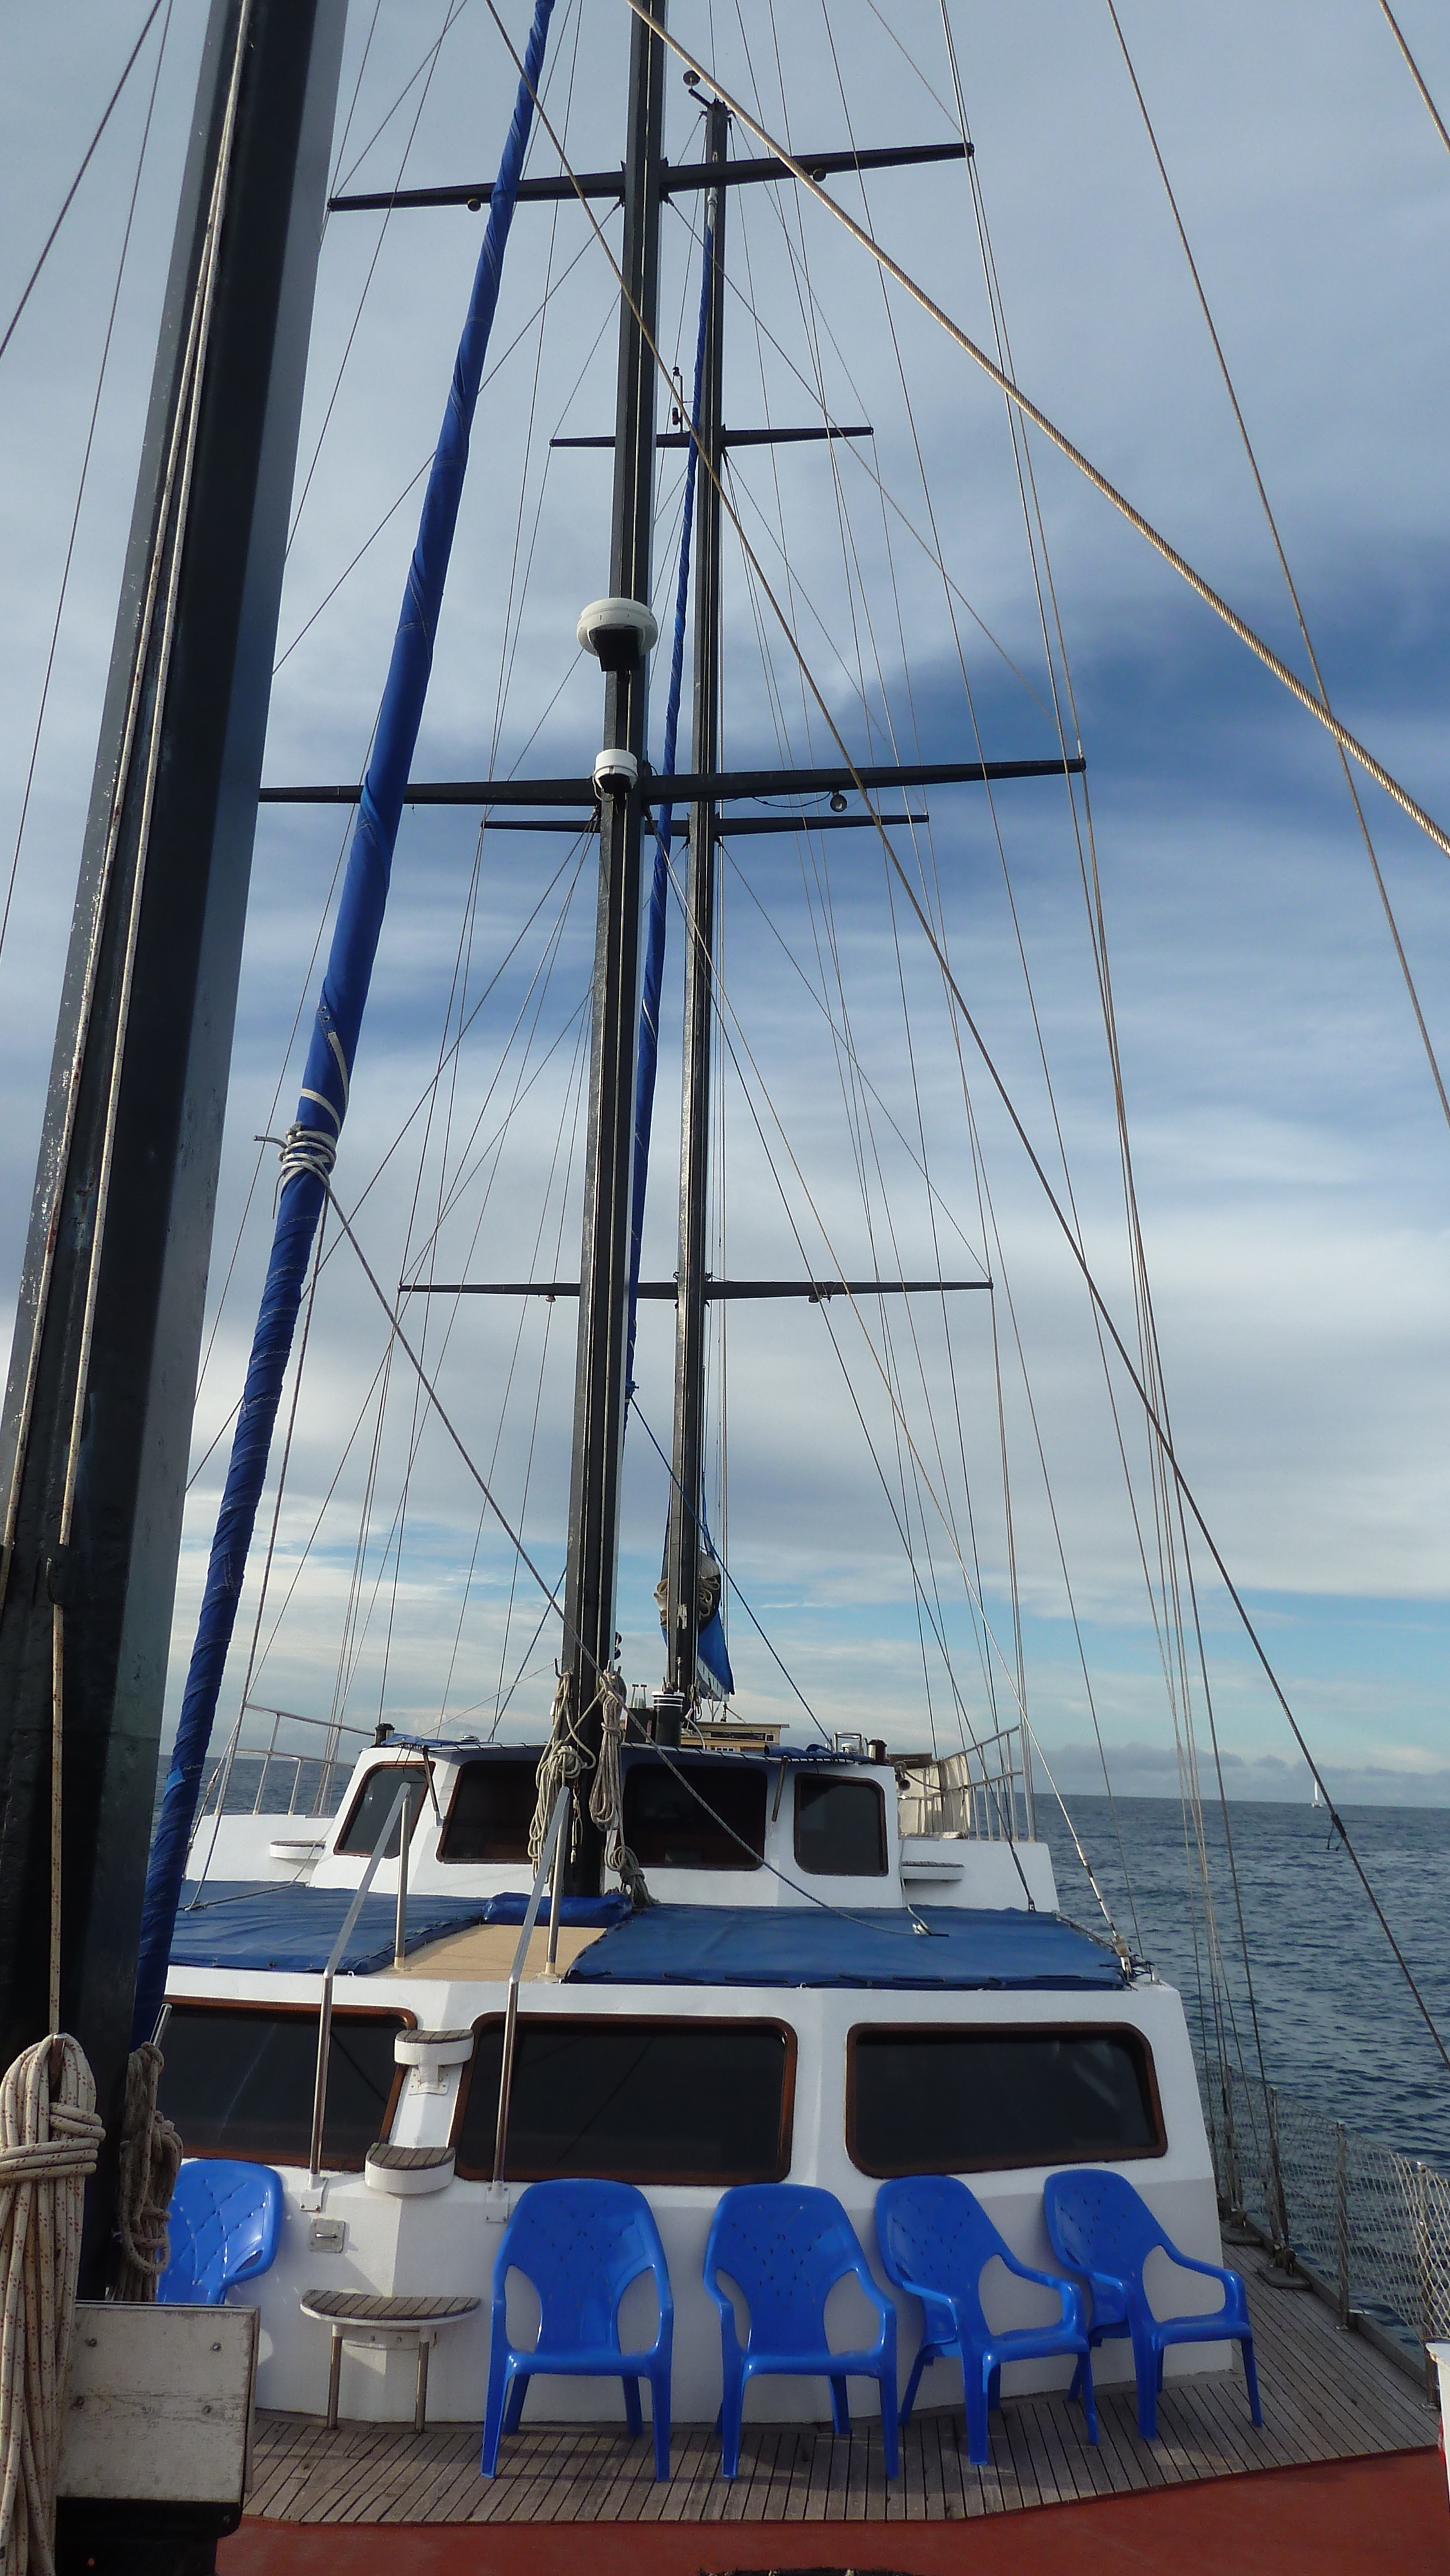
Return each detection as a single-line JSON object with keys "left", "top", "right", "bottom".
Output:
{"left": 0, "top": 2038, "right": 102, "bottom": 2576}
{"left": 131, "top": 0, "right": 560, "bottom": 2050}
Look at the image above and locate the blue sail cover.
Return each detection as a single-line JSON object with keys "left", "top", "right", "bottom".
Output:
{"left": 563, "top": 1904, "right": 1127, "bottom": 1992}
{"left": 135, "top": 0, "right": 557, "bottom": 2045}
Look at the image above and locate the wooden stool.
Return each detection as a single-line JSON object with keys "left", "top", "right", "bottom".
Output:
{"left": 300, "top": 2289, "right": 480, "bottom": 2432}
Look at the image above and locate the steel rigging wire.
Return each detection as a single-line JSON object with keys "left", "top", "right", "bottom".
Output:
{"left": 485, "top": 0, "right": 1450, "bottom": 2074}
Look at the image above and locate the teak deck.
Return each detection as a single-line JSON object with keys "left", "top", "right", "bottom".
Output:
{"left": 244, "top": 2262, "right": 1435, "bottom": 2530}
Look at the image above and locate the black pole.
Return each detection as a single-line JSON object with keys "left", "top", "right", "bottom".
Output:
{"left": 665, "top": 97, "right": 728, "bottom": 1704}
{"left": 0, "top": 0, "right": 344, "bottom": 2291}
{"left": 561, "top": 0, "right": 666, "bottom": 1886}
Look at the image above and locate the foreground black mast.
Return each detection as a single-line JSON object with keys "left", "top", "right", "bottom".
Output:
{"left": 561, "top": 0, "right": 666, "bottom": 1885}
{"left": 0, "top": 0, "right": 344, "bottom": 2289}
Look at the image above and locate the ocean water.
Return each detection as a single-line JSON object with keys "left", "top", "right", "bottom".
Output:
{"left": 1039, "top": 1795, "right": 1450, "bottom": 2168}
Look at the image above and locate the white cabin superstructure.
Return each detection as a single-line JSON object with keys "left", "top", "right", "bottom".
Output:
{"left": 162, "top": 1733, "right": 1227, "bottom": 2430}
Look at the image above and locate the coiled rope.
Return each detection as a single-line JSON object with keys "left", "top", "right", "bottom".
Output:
{"left": 113, "top": 2042, "right": 182, "bottom": 2305}
{"left": 0, "top": 2037, "right": 102, "bottom": 2576}
{"left": 588, "top": 1678, "right": 651, "bottom": 1909}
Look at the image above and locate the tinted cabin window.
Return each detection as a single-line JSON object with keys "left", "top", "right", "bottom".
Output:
{"left": 795, "top": 1774, "right": 887, "bottom": 1877}
{"left": 623, "top": 1757, "right": 766, "bottom": 1870}
{"left": 457, "top": 2016, "right": 793, "bottom": 2183}
{"left": 848, "top": 2025, "right": 1164, "bottom": 2175}
{"left": 335, "top": 1763, "right": 429, "bottom": 1858}
{"left": 159, "top": 2005, "right": 406, "bottom": 2170}
{"left": 440, "top": 1759, "right": 536, "bottom": 1862}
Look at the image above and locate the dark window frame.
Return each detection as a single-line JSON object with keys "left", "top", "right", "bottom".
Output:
{"left": 438, "top": 1756, "right": 539, "bottom": 1864}
{"left": 452, "top": 2011, "right": 797, "bottom": 2185}
{"left": 333, "top": 1759, "right": 432, "bottom": 1859}
{"left": 621, "top": 1753, "right": 769, "bottom": 1872}
{"left": 793, "top": 1772, "right": 888, "bottom": 1877}
{"left": 844, "top": 2018, "right": 1167, "bottom": 2177}
{"left": 161, "top": 1998, "right": 415, "bottom": 2172}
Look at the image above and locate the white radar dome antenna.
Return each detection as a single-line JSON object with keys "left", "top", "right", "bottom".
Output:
{"left": 576, "top": 595, "right": 659, "bottom": 672}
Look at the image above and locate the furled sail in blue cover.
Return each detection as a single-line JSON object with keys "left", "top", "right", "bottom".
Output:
{"left": 134, "top": 0, "right": 557, "bottom": 2041}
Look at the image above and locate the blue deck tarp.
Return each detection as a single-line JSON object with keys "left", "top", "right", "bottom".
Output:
{"left": 563, "top": 1904, "right": 1126, "bottom": 1992}
{"left": 168, "top": 1885, "right": 627, "bottom": 1976}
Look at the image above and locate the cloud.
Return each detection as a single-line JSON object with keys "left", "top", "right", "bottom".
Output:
{"left": 2, "top": 4, "right": 1448, "bottom": 1803}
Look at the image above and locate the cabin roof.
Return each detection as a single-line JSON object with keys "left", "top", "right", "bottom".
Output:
{"left": 168, "top": 1883, "right": 627, "bottom": 1975}
{"left": 565, "top": 1903, "right": 1126, "bottom": 1992}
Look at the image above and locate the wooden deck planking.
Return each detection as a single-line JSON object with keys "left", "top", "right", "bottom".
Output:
{"left": 247, "top": 2271, "right": 1435, "bottom": 2529}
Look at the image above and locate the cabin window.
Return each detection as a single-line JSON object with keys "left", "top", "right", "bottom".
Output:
{"left": 846, "top": 2023, "right": 1165, "bottom": 2175}
{"left": 795, "top": 1774, "right": 887, "bottom": 1877}
{"left": 439, "top": 1759, "right": 537, "bottom": 1862}
{"left": 622, "top": 1756, "right": 767, "bottom": 1870}
{"left": 334, "top": 1762, "right": 430, "bottom": 1858}
{"left": 455, "top": 2015, "right": 794, "bottom": 2183}
{"left": 158, "top": 2003, "right": 410, "bottom": 2170}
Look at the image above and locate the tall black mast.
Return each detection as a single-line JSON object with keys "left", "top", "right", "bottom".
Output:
{"left": 664, "top": 97, "right": 728, "bottom": 1704}
{"left": 561, "top": 0, "right": 666, "bottom": 1883}
{"left": 0, "top": 0, "right": 344, "bottom": 2280}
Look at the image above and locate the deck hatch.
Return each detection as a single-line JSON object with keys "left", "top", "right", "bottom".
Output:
{"left": 158, "top": 2002, "right": 412, "bottom": 2170}
{"left": 846, "top": 2022, "right": 1165, "bottom": 2175}
{"left": 455, "top": 2013, "right": 795, "bottom": 2182}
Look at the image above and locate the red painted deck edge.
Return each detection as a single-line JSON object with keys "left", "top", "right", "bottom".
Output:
{"left": 221, "top": 2447, "right": 1449, "bottom": 2575}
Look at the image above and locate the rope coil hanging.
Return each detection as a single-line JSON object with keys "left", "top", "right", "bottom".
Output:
{"left": 113, "top": 2041, "right": 182, "bottom": 2304}
{"left": 0, "top": 2038, "right": 102, "bottom": 2576}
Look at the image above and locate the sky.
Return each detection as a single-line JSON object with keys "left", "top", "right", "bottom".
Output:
{"left": 1, "top": 0, "right": 1449, "bottom": 1815}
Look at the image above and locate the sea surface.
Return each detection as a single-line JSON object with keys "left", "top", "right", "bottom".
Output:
{"left": 199, "top": 1757, "right": 1450, "bottom": 2170}
{"left": 1039, "top": 1794, "right": 1450, "bottom": 2169}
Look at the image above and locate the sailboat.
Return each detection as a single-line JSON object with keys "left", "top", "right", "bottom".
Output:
{"left": 1, "top": 3, "right": 1447, "bottom": 2570}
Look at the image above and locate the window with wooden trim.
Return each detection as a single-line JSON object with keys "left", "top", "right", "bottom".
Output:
{"left": 158, "top": 2002, "right": 411, "bottom": 2170}
{"left": 455, "top": 2014, "right": 795, "bottom": 2183}
{"left": 847, "top": 2022, "right": 1165, "bottom": 2175}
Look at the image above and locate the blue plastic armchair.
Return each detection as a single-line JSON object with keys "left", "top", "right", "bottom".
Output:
{"left": 482, "top": 2179, "right": 673, "bottom": 2479}
{"left": 1044, "top": 2168, "right": 1261, "bottom": 2440}
{"left": 157, "top": 2159, "right": 284, "bottom": 2305}
{"left": 876, "top": 2174, "right": 1097, "bottom": 2463}
{"left": 703, "top": 2184, "right": 899, "bottom": 2479}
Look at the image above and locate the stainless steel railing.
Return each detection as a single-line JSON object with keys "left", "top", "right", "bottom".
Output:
{"left": 894, "top": 1723, "right": 1036, "bottom": 1842}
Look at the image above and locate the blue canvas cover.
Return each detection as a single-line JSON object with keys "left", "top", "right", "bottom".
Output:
{"left": 167, "top": 1884, "right": 626, "bottom": 1976}
{"left": 563, "top": 1904, "right": 1125, "bottom": 1993}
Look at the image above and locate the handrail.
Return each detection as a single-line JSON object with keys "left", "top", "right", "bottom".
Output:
{"left": 308, "top": 1774, "right": 413, "bottom": 2184}
{"left": 492, "top": 1786, "right": 570, "bottom": 2189}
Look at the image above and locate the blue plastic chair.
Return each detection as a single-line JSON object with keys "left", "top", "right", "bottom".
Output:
{"left": 876, "top": 2174, "right": 1097, "bottom": 2463}
{"left": 482, "top": 2179, "right": 673, "bottom": 2480}
{"left": 1044, "top": 2168, "right": 1262, "bottom": 2440}
{"left": 703, "top": 2184, "right": 899, "bottom": 2480}
{"left": 157, "top": 2159, "right": 284, "bottom": 2305}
